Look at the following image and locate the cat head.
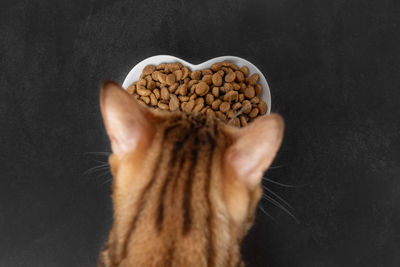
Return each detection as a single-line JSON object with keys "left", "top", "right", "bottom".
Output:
{"left": 99, "top": 81, "right": 284, "bottom": 266}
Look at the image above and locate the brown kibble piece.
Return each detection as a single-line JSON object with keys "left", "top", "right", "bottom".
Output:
{"left": 232, "top": 102, "right": 242, "bottom": 110}
{"left": 239, "top": 93, "right": 244, "bottom": 102}
{"left": 141, "top": 96, "right": 150, "bottom": 105}
{"left": 225, "top": 71, "right": 236, "bottom": 83}
{"left": 161, "top": 87, "right": 169, "bottom": 100}
{"left": 224, "top": 91, "right": 238, "bottom": 103}
{"left": 158, "top": 102, "right": 169, "bottom": 110}
{"left": 166, "top": 73, "right": 176, "bottom": 85}
{"left": 169, "top": 95, "right": 180, "bottom": 111}
{"left": 189, "top": 94, "right": 197, "bottom": 101}
{"left": 217, "top": 70, "right": 225, "bottom": 77}
{"left": 157, "top": 63, "right": 166, "bottom": 70}
{"left": 137, "top": 87, "right": 151, "bottom": 96}
{"left": 242, "top": 100, "right": 252, "bottom": 114}
{"left": 212, "top": 87, "right": 219, "bottom": 97}
{"left": 195, "top": 97, "right": 204, "bottom": 106}
{"left": 246, "top": 73, "right": 259, "bottom": 85}
{"left": 138, "top": 79, "right": 146, "bottom": 87}
{"left": 188, "top": 80, "right": 198, "bottom": 87}
{"left": 240, "top": 82, "right": 246, "bottom": 91}
{"left": 150, "top": 93, "right": 157, "bottom": 106}
{"left": 152, "top": 71, "right": 160, "bottom": 81}
{"left": 138, "top": 99, "right": 146, "bottom": 106}
{"left": 166, "top": 63, "right": 180, "bottom": 73}
{"left": 225, "top": 83, "right": 234, "bottom": 92}
{"left": 169, "top": 83, "right": 179, "bottom": 93}
{"left": 232, "top": 118, "right": 241, "bottom": 127}
{"left": 235, "top": 71, "right": 245, "bottom": 82}
{"left": 195, "top": 81, "right": 210, "bottom": 96}
{"left": 211, "top": 99, "right": 222, "bottom": 110}
{"left": 228, "top": 117, "right": 239, "bottom": 127}
{"left": 212, "top": 73, "right": 223, "bottom": 86}
{"left": 174, "top": 69, "right": 183, "bottom": 81}
{"left": 184, "top": 100, "right": 195, "bottom": 113}
{"left": 239, "top": 115, "right": 247, "bottom": 127}
{"left": 210, "top": 62, "right": 223, "bottom": 72}
{"left": 179, "top": 96, "right": 189, "bottom": 102}
{"left": 219, "top": 102, "right": 230, "bottom": 113}
{"left": 178, "top": 84, "right": 188, "bottom": 96}
{"left": 158, "top": 73, "right": 167, "bottom": 84}
{"left": 232, "top": 82, "right": 241, "bottom": 91}
{"left": 147, "top": 80, "right": 156, "bottom": 90}
{"left": 202, "top": 69, "right": 213, "bottom": 76}
{"left": 244, "top": 85, "right": 255, "bottom": 99}
{"left": 258, "top": 101, "right": 268, "bottom": 115}
{"left": 182, "top": 67, "right": 190, "bottom": 79}
{"left": 255, "top": 84, "right": 262, "bottom": 95}
{"left": 206, "top": 109, "right": 215, "bottom": 117}
{"left": 240, "top": 66, "right": 249, "bottom": 77}
{"left": 249, "top": 108, "right": 259, "bottom": 118}
{"left": 202, "top": 74, "right": 213, "bottom": 85}
{"left": 190, "top": 70, "right": 202, "bottom": 80}
{"left": 181, "top": 102, "right": 187, "bottom": 110}
{"left": 215, "top": 111, "right": 227, "bottom": 121}
{"left": 127, "top": 84, "right": 136, "bottom": 94}
{"left": 206, "top": 94, "right": 214, "bottom": 105}
{"left": 222, "top": 61, "right": 239, "bottom": 71}
{"left": 193, "top": 102, "right": 204, "bottom": 113}
{"left": 250, "top": 96, "right": 260, "bottom": 104}
{"left": 143, "top": 65, "right": 156, "bottom": 75}
{"left": 145, "top": 75, "right": 153, "bottom": 84}
{"left": 153, "top": 88, "right": 161, "bottom": 99}
{"left": 226, "top": 109, "right": 235, "bottom": 119}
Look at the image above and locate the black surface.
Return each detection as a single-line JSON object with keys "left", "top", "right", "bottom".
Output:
{"left": 1, "top": 0, "right": 400, "bottom": 266}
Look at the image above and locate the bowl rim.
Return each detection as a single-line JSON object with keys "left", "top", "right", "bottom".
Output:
{"left": 122, "top": 54, "right": 271, "bottom": 114}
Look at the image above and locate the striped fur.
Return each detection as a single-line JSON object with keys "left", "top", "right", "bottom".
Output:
{"left": 98, "top": 111, "right": 262, "bottom": 267}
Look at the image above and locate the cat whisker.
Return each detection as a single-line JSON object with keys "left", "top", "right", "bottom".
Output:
{"left": 84, "top": 163, "right": 110, "bottom": 175}
{"left": 84, "top": 152, "right": 111, "bottom": 155}
{"left": 263, "top": 177, "right": 301, "bottom": 188}
{"left": 258, "top": 205, "right": 277, "bottom": 223}
{"left": 263, "top": 194, "right": 300, "bottom": 223}
{"left": 263, "top": 186, "right": 293, "bottom": 209}
{"left": 228, "top": 104, "right": 247, "bottom": 124}
{"left": 100, "top": 176, "right": 113, "bottom": 186}
{"left": 91, "top": 159, "right": 108, "bottom": 164}
{"left": 268, "top": 165, "right": 283, "bottom": 169}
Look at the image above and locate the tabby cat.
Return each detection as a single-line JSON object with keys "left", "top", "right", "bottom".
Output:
{"left": 97, "top": 81, "right": 284, "bottom": 267}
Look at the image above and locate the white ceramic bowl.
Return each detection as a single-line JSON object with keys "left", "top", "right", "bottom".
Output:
{"left": 122, "top": 55, "right": 271, "bottom": 114}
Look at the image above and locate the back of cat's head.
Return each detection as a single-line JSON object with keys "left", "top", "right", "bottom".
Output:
{"left": 98, "top": 81, "right": 284, "bottom": 267}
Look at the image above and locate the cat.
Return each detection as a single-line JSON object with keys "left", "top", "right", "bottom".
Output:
{"left": 97, "top": 81, "right": 284, "bottom": 267}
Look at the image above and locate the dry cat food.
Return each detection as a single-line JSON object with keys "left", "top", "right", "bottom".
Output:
{"left": 126, "top": 61, "right": 268, "bottom": 127}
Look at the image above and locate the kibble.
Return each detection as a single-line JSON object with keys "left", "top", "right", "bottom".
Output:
{"left": 127, "top": 60, "right": 267, "bottom": 127}
{"left": 195, "top": 81, "right": 210, "bottom": 96}
{"left": 212, "top": 73, "right": 223, "bottom": 86}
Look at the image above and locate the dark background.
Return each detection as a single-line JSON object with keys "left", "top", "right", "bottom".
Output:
{"left": 1, "top": 0, "right": 400, "bottom": 266}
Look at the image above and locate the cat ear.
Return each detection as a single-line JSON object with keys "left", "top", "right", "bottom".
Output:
{"left": 100, "top": 81, "right": 156, "bottom": 157}
{"left": 224, "top": 114, "right": 284, "bottom": 188}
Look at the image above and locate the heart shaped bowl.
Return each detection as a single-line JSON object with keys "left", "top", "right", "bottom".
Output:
{"left": 122, "top": 55, "right": 271, "bottom": 114}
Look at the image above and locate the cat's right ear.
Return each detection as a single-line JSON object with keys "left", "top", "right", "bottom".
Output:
{"left": 223, "top": 114, "right": 284, "bottom": 189}
{"left": 100, "top": 81, "right": 156, "bottom": 157}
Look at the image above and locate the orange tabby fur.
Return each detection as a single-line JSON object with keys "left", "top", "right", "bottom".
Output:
{"left": 98, "top": 81, "right": 284, "bottom": 267}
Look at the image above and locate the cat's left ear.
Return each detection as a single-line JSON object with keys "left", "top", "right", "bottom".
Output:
{"left": 223, "top": 114, "right": 284, "bottom": 189}
{"left": 100, "top": 81, "right": 156, "bottom": 157}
